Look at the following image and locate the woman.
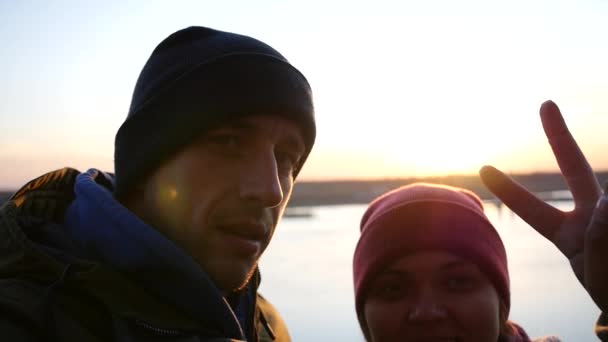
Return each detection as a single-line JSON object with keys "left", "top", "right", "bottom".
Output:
{"left": 352, "top": 182, "right": 560, "bottom": 342}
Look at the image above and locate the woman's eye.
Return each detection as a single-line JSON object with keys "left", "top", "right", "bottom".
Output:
{"left": 444, "top": 275, "right": 476, "bottom": 292}
{"left": 383, "top": 283, "right": 403, "bottom": 296}
{"left": 381, "top": 283, "right": 407, "bottom": 301}
{"left": 370, "top": 279, "right": 407, "bottom": 301}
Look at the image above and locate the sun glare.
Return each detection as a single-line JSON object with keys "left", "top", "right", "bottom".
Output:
{"left": 370, "top": 106, "right": 519, "bottom": 177}
{"left": 387, "top": 129, "right": 501, "bottom": 176}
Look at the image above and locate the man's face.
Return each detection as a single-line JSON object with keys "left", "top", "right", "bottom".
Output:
{"left": 136, "top": 115, "right": 306, "bottom": 293}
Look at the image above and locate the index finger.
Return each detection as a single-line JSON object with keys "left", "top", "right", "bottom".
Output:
{"left": 480, "top": 165, "right": 565, "bottom": 241}
{"left": 541, "top": 100, "right": 601, "bottom": 207}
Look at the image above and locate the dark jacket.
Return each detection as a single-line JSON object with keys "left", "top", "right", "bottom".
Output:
{"left": 0, "top": 168, "right": 290, "bottom": 341}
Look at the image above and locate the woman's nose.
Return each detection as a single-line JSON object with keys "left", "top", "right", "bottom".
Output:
{"left": 406, "top": 289, "right": 448, "bottom": 322}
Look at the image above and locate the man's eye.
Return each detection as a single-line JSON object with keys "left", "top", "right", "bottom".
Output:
{"left": 208, "top": 134, "right": 241, "bottom": 149}
{"left": 276, "top": 151, "right": 301, "bottom": 174}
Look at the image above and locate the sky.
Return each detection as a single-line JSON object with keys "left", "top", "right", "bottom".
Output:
{"left": 1, "top": 0, "right": 607, "bottom": 189}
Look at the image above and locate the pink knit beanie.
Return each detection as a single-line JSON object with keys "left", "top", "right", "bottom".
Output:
{"left": 353, "top": 183, "right": 510, "bottom": 335}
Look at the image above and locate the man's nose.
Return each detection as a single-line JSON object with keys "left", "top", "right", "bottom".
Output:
{"left": 239, "top": 151, "right": 284, "bottom": 207}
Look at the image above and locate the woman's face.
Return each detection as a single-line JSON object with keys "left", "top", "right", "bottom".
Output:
{"left": 363, "top": 251, "right": 501, "bottom": 342}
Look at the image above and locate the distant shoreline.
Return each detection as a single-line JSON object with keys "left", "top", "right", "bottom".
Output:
{"left": 285, "top": 171, "right": 608, "bottom": 207}
{"left": 3, "top": 171, "right": 607, "bottom": 208}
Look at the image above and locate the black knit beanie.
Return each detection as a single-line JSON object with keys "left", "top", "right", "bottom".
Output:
{"left": 114, "top": 26, "right": 315, "bottom": 198}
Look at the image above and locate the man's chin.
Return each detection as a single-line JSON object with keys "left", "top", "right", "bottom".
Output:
{"left": 209, "top": 262, "right": 258, "bottom": 295}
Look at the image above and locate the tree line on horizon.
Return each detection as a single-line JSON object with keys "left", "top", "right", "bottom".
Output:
{"left": 2, "top": 171, "right": 608, "bottom": 207}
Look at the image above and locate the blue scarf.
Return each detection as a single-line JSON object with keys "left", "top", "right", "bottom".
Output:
{"left": 63, "top": 169, "right": 254, "bottom": 339}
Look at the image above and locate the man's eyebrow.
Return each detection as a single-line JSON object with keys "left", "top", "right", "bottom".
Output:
{"left": 210, "top": 119, "right": 306, "bottom": 153}
{"left": 211, "top": 121, "right": 254, "bottom": 131}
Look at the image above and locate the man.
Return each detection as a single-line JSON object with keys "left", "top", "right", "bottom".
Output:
{"left": 0, "top": 26, "right": 315, "bottom": 341}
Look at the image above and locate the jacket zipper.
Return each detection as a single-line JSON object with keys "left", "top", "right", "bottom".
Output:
{"left": 134, "top": 318, "right": 185, "bottom": 337}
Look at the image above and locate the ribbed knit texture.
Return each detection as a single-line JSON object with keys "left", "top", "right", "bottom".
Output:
{"left": 114, "top": 26, "right": 315, "bottom": 197}
{"left": 353, "top": 183, "right": 510, "bottom": 339}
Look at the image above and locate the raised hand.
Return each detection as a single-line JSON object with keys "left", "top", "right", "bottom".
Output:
{"left": 479, "top": 100, "right": 608, "bottom": 311}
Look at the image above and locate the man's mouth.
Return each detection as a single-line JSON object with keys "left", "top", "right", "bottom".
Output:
{"left": 218, "top": 222, "right": 267, "bottom": 256}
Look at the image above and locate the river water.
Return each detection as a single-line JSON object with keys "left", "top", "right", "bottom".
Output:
{"left": 259, "top": 200, "right": 601, "bottom": 341}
